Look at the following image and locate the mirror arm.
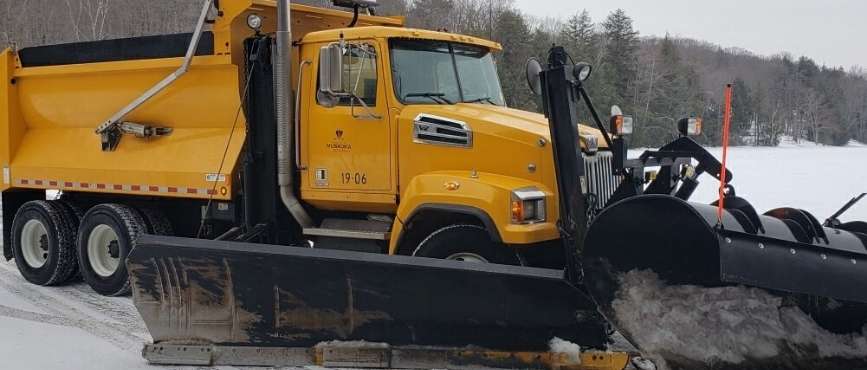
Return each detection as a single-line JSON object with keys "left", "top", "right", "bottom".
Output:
{"left": 350, "top": 94, "right": 383, "bottom": 120}
{"left": 576, "top": 85, "right": 615, "bottom": 149}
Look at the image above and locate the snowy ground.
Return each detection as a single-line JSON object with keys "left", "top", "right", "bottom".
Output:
{"left": 0, "top": 260, "right": 310, "bottom": 370}
{"left": 0, "top": 143, "right": 865, "bottom": 370}
{"left": 0, "top": 261, "right": 161, "bottom": 370}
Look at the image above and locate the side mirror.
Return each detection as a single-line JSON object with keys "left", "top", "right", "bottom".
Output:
{"left": 525, "top": 58, "right": 543, "bottom": 96}
{"left": 319, "top": 44, "right": 344, "bottom": 96}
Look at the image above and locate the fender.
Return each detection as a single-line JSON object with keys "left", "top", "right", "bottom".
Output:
{"left": 389, "top": 171, "right": 560, "bottom": 254}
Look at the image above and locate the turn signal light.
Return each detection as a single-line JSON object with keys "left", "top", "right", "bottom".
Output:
{"left": 678, "top": 117, "right": 703, "bottom": 137}
{"left": 610, "top": 115, "right": 634, "bottom": 136}
{"left": 511, "top": 200, "right": 524, "bottom": 223}
{"left": 511, "top": 188, "right": 547, "bottom": 224}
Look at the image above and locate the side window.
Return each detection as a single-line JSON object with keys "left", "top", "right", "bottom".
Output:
{"left": 317, "top": 43, "right": 378, "bottom": 107}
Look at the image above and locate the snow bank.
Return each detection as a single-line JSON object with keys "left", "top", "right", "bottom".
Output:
{"left": 549, "top": 337, "right": 582, "bottom": 364}
{"left": 611, "top": 270, "right": 867, "bottom": 368}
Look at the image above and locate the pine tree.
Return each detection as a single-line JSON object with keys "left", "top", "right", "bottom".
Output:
{"left": 731, "top": 78, "right": 755, "bottom": 144}
{"left": 491, "top": 8, "right": 535, "bottom": 110}
{"left": 560, "top": 10, "right": 596, "bottom": 64}
{"left": 599, "top": 9, "right": 639, "bottom": 110}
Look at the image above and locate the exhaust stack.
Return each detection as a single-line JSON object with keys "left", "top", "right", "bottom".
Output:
{"left": 274, "top": 0, "right": 313, "bottom": 228}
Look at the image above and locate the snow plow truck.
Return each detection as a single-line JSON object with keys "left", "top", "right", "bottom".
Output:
{"left": 1, "top": 0, "right": 866, "bottom": 369}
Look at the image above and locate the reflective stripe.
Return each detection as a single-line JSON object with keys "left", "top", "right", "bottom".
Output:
{"left": 13, "top": 178, "right": 216, "bottom": 196}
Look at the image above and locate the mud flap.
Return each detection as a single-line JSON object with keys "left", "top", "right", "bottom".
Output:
{"left": 128, "top": 235, "right": 610, "bottom": 351}
{"left": 583, "top": 195, "right": 867, "bottom": 369}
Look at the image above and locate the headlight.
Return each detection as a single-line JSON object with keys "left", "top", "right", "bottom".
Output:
{"left": 573, "top": 62, "right": 593, "bottom": 82}
{"left": 247, "top": 14, "right": 263, "bottom": 31}
{"left": 511, "top": 188, "right": 547, "bottom": 224}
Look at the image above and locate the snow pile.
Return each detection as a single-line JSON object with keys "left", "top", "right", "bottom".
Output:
{"left": 611, "top": 270, "right": 867, "bottom": 368}
{"left": 549, "top": 337, "right": 582, "bottom": 364}
{"left": 777, "top": 135, "right": 825, "bottom": 148}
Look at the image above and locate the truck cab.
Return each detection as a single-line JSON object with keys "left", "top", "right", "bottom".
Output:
{"left": 292, "top": 25, "right": 615, "bottom": 265}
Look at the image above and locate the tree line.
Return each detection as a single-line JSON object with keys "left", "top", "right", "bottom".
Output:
{"left": 2, "top": 0, "right": 865, "bottom": 147}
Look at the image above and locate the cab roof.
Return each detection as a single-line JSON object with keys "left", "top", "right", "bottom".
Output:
{"left": 300, "top": 26, "right": 503, "bottom": 51}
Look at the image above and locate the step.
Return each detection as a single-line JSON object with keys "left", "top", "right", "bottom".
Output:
{"left": 303, "top": 218, "right": 392, "bottom": 240}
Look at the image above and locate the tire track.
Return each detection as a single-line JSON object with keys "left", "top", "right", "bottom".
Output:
{"left": 0, "top": 303, "right": 136, "bottom": 336}
{"left": 1, "top": 262, "right": 278, "bottom": 370}
{"left": 56, "top": 283, "right": 150, "bottom": 338}
{"left": 0, "top": 263, "right": 144, "bottom": 352}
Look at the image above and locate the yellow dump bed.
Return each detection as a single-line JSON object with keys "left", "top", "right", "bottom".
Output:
{"left": 0, "top": 1, "right": 403, "bottom": 200}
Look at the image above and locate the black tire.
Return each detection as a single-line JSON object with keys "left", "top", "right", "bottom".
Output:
{"left": 412, "top": 224, "right": 522, "bottom": 265}
{"left": 137, "top": 207, "right": 174, "bottom": 236}
{"left": 55, "top": 199, "right": 84, "bottom": 224}
{"left": 76, "top": 204, "right": 147, "bottom": 296}
{"left": 10, "top": 201, "right": 79, "bottom": 286}
{"left": 54, "top": 200, "right": 85, "bottom": 279}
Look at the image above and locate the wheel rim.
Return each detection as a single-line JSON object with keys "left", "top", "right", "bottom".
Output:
{"left": 87, "top": 224, "right": 121, "bottom": 277}
{"left": 20, "top": 219, "right": 49, "bottom": 269}
{"left": 445, "top": 252, "right": 489, "bottom": 263}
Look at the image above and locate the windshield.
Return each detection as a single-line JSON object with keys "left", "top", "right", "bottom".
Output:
{"left": 390, "top": 39, "right": 506, "bottom": 106}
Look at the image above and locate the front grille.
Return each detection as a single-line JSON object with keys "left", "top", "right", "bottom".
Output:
{"left": 413, "top": 114, "right": 473, "bottom": 148}
{"left": 584, "top": 151, "right": 621, "bottom": 211}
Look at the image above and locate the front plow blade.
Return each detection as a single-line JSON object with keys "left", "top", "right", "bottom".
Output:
{"left": 584, "top": 195, "right": 867, "bottom": 369}
{"left": 127, "top": 235, "right": 609, "bottom": 353}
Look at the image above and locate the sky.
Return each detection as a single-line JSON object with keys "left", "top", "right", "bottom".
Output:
{"left": 512, "top": 0, "right": 866, "bottom": 70}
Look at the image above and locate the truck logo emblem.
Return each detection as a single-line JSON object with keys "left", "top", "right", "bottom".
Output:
{"left": 327, "top": 129, "right": 352, "bottom": 152}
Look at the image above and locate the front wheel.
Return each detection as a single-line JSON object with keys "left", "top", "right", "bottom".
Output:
{"left": 412, "top": 225, "right": 522, "bottom": 265}
{"left": 76, "top": 204, "right": 146, "bottom": 296}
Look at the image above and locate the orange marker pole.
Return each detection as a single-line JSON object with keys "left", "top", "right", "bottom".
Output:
{"left": 718, "top": 83, "right": 734, "bottom": 225}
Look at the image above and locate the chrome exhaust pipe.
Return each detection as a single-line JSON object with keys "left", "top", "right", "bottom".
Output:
{"left": 274, "top": 0, "right": 313, "bottom": 228}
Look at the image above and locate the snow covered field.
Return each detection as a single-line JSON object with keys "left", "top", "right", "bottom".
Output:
{"left": 0, "top": 143, "right": 864, "bottom": 370}
{"left": 634, "top": 140, "right": 867, "bottom": 222}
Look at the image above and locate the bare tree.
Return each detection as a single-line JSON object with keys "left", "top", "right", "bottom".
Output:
{"left": 64, "top": 0, "right": 110, "bottom": 41}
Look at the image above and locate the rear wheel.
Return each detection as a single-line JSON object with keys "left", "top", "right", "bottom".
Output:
{"left": 137, "top": 207, "right": 174, "bottom": 236}
{"left": 412, "top": 225, "right": 522, "bottom": 265}
{"left": 11, "top": 201, "right": 79, "bottom": 286}
{"left": 77, "top": 204, "right": 146, "bottom": 296}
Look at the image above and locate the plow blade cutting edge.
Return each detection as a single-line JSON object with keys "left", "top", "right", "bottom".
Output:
{"left": 127, "top": 235, "right": 610, "bottom": 355}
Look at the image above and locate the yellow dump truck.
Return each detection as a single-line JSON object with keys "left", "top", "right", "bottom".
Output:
{"left": 6, "top": 2, "right": 867, "bottom": 369}
{"left": 0, "top": 0, "right": 617, "bottom": 296}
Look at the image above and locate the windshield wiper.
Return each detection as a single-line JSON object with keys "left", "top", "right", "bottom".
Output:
{"left": 405, "top": 92, "right": 454, "bottom": 105}
{"left": 464, "top": 96, "right": 498, "bottom": 105}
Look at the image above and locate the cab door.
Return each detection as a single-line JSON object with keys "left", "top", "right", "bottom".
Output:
{"left": 304, "top": 40, "right": 394, "bottom": 200}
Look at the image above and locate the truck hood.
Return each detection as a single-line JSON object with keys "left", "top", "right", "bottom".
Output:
{"left": 399, "top": 104, "right": 609, "bottom": 151}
